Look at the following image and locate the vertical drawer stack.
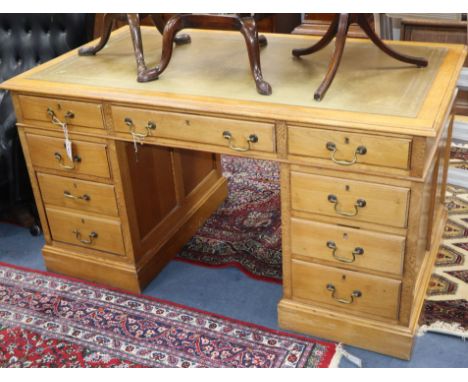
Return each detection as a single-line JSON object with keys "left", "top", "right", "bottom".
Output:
{"left": 283, "top": 126, "right": 413, "bottom": 323}
{"left": 18, "top": 95, "right": 126, "bottom": 258}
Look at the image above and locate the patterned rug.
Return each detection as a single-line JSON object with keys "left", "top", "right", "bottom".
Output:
{"left": 448, "top": 138, "right": 468, "bottom": 171}
{"left": 0, "top": 262, "right": 337, "bottom": 368}
{"left": 176, "top": 156, "right": 282, "bottom": 283}
{"left": 419, "top": 184, "right": 468, "bottom": 336}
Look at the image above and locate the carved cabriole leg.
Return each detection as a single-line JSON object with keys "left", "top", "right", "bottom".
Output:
{"left": 239, "top": 17, "right": 272, "bottom": 95}
{"left": 78, "top": 13, "right": 116, "bottom": 56}
{"left": 149, "top": 14, "right": 191, "bottom": 45}
{"left": 138, "top": 16, "right": 185, "bottom": 82}
{"left": 140, "top": 14, "right": 272, "bottom": 96}
{"left": 356, "top": 14, "right": 428, "bottom": 68}
{"left": 126, "top": 13, "right": 148, "bottom": 80}
{"left": 314, "top": 13, "right": 350, "bottom": 101}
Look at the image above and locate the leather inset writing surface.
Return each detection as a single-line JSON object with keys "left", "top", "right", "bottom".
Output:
{"left": 29, "top": 28, "right": 447, "bottom": 118}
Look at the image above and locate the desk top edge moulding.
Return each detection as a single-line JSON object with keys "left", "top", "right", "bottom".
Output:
{"left": 0, "top": 26, "right": 466, "bottom": 361}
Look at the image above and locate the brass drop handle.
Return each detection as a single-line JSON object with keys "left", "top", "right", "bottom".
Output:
{"left": 63, "top": 191, "right": 90, "bottom": 202}
{"left": 124, "top": 117, "right": 156, "bottom": 138}
{"left": 327, "top": 194, "right": 366, "bottom": 217}
{"left": 222, "top": 131, "right": 259, "bottom": 152}
{"left": 47, "top": 107, "right": 75, "bottom": 123}
{"left": 72, "top": 229, "right": 98, "bottom": 245}
{"left": 54, "top": 152, "right": 81, "bottom": 170}
{"left": 326, "top": 142, "right": 367, "bottom": 166}
{"left": 326, "top": 241, "right": 364, "bottom": 263}
{"left": 326, "top": 283, "right": 362, "bottom": 304}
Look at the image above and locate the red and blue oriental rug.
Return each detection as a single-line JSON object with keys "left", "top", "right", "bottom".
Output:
{"left": 0, "top": 262, "right": 337, "bottom": 368}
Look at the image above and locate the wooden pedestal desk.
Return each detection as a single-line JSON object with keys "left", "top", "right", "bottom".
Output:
{"left": 1, "top": 27, "right": 466, "bottom": 360}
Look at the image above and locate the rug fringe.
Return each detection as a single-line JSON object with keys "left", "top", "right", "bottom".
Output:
{"left": 418, "top": 321, "right": 468, "bottom": 339}
{"left": 329, "top": 343, "right": 363, "bottom": 368}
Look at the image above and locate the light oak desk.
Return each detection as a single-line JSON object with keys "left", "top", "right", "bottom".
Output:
{"left": 2, "top": 28, "right": 466, "bottom": 359}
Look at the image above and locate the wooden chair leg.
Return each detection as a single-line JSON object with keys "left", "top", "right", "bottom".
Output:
{"left": 314, "top": 14, "right": 350, "bottom": 101}
{"left": 357, "top": 14, "right": 428, "bottom": 67}
{"left": 138, "top": 15, "right": 183, "bottom": 82}
{"left": 150, "top": 14, "right": 191, "bottom": 45}
{"left": 239, "top": 17, "right": 272, "bottom": 95}
{"left": 78, "top": 13, "right": 115, "bottom": 56}
{"left": 292, "top": 14, "right": 340, "bottom": 58}
{"left": 141, "top": 14, "right": 271, "bottom": 95}
{"left": 127, "top": 14, "right": 148, "bottom": 79}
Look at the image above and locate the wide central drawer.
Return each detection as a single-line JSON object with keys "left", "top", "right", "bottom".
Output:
{"left": 111, "top": 105, "right": 275, "bottom": 153}
{"left": 291, "top": 260, "right": 401, "bottom": 320}
{"left": 26, "top": 134, "right": 111, "bottom": 179}
{"left": 291, "top": 172, "right": 410, "bottom": 228}
{"left": 288, "top": 126, "right": 411, "bottom": 170}
{"left": 291, "top": 218, "right": 405, "bottom": 275}
{"left": 37, "top": 173, "right": 119, "bottom": 217}
{"left": 46, "top": 207, "right": 125, "bottom": 256}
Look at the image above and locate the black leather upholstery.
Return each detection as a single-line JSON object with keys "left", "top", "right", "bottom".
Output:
{"left": 0, "top": 14, "right": 94, "bottom": 209}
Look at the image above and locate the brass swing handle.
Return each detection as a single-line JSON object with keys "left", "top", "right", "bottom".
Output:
{"left": 47, "top": 107, "right": 75, "bottom": 123}
{"left": 124, "top": 117, "right": 156, "bottom": 138}
{"left": 54, "top": 152, "right": 81, "bottom": 170}
{"left": 326, "top": 241, "right": 364, "bottom": 263}
{"left": 63, "top": 191, "right": 90, "bottom": 202}
{"left": 326, "top": 283, "right": 362, "bottom": 304}
{"left": 223, "top": 131, "right": 258, "bottom": 152}
{"left": 326, "top": 142, "right": 367, "bottom": 166}
{"left": 72, "top": 229, "right": 98, "bottom": 245}
{"left": 327, "top": 194, "right": 366, "bottom": 217}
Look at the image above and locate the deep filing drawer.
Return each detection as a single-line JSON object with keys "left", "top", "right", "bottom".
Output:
{"left": 111, "top": 105, "right": 276, "bottom": 153}
{"left": 288, "top": 126, "right": 411, "bottom": 170}
{"left": 46, "top": 207, "right": 125, "bottom": 256}
{"left": 291, "top": 260, "right": 401, "bottom": 320}
{"left": 290, "top": 172, "right": 410, "bottom": 228}
{"left": 290, "top": 218, "right": 405, "bottom": 275}
{"left": 37, "top": 173, "right": 119, "bottom": 217}
{"left": 18, "top": 95, "right": 104, "bottom": 130}
{"left": 26, "top": 134, "right": 111, "bottom": 179}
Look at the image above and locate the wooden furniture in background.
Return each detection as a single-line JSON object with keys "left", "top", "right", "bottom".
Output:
{"left": 1, "top": 27, "right": 465, "bottom": 359}
{"left": 400, "top": 17, "right": 468, "bottom": 116}
{"left": 93, "top": 13, "right": 301, "bottom": 37}
{"left": 292, "top": 13, "right": 428, "bottom": 101}
{"left": 293, "top": 13, "right": 373, "bottom": 38}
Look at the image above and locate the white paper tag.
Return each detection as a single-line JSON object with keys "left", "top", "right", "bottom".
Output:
{"left": 341, "top": 348, "right": 363, "bottom": 368}
{"left": 132, "top": 133, "right": 140, "bottom": 161}
{"left": 65, "top": 137, "right": 73, "bottom": 161}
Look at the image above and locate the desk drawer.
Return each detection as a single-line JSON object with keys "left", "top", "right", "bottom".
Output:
{"left": 291, "top": 260, "right": 401, "bottom": 320}
{"left": 46, "top": 207, "right": 125, "bottom": 256}
{"left": 111, "top": 106, "right": 275, "bottom": 153}
{"left": 37, "top": 173, "right": 119, "bottom": 217}
{"left": 291, "top": 218, "right": 405, "bottom": 275}
{"left": 19, "top": 95, "right": 104, "bottom": 129}
{"left": 26, "top": 134, "right": 110, "bottom": 179}
{"left": 289, "top": 126, "right": 411, "bottom": 170}
{"left": 291, "top": 172, "right": 410, "bottom": 228}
